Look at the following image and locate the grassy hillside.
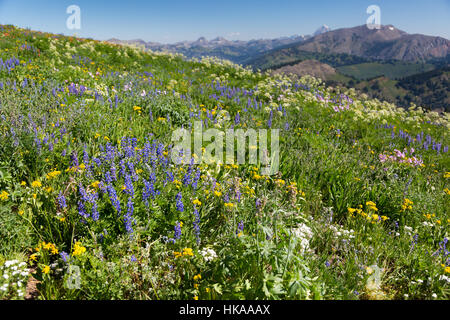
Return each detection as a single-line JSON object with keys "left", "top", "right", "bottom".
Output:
{"left": 337, "top": 62, "right": 435, "bottom": 80}
{"left": 245, "top": 48, "right": 372, "bottom": 71}
{"left": 396, "top": 66, "right": 450, "bottom": 111}
{"left": 245, "top": 41, "right": 448, "bottom": 111}
{"left": 271, "top": 60, "right": 337, "bottom": 79}
{"left": 338, "top": 66, "right": 450, "bottom": 112}
{"left": 0, "top": 24, "right": 449, "bottom": 300}
{"left": 354, "top": 77, "right": 409, "bottom": 104}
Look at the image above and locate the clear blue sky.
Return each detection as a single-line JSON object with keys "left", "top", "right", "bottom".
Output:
{"left": 0, "top": 0, "right": 449, "bottom": 43}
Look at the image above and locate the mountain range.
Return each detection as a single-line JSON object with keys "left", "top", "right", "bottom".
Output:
{"left": 248, "top": 25, "right": 450, "bottom": 68}
{"left": 108, "top": 25, "right": 449, "bottom": 110}
{"left": 107, "top": 25, "right": 331, "bottom": 64}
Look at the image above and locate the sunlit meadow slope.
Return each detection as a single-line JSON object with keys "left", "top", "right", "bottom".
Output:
{"left": 0, "top": 25, "right": 449, "bottom": 300}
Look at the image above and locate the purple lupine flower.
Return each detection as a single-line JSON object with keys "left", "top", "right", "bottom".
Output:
{"left": 83, "top": 147, "right": 89, "bottom": 164}
{"left": 192, "top": 167, "right": 201, "bottom": 190}
{"left": 91, "top": 201, "right": 99, "bottom": 221}
{"left": 173, "top": 222, "right": 182, "bottom": 243}
{"left": 110, "top": 164, "right": 117, "bottom": 181}
{"left": 119, "top": 159, "right": 127, "bottom": 178}
{"left": 193, "top": 206, "right": 201, "bottom": 245}
{"left": 104, "top": 172, "right": 112, "bottom": 185}
{"left": 183, "top": 159, "right": 194, "bottom": 186}
{"left": 235, "top": 112, "right": 240, "bottom": 125}
{"left": 123, "top": 174, "right": 135, "bottom": 198}
{"left": 78, "top": 201, "right": 88, "bottom": 219}
{"left": 142, "top": 179, "right": 154, "bottom": 206}
{"left": 268, "top": 110, "right": 273, "bottom": 128}
{"left": 410, "top": 234, "right": 419, "bottom": 251}
{"left": 124, "top": 197, "right": 134, "bottom": 235}
{"left": 78, "top": 184, "right": 90, "bottom": 202}
{"left": 57, "top": 192, "right": 67, "bottom": 209}
{"left": 175, "top": 192, "right": 184, "bottom": 212}
{"left": 127, "top": 161, "right": 138, "bottom": 182}
{"left": 237, "top": 220, "right": 244, "bottom": 235}
{"left": 165, "top": 170, "right": 174, "bottom": 185}
{"left": 60, "top": 251, "right": 69, "bottom": 263}
{"left": 71, "top": 150, "right": 79, "bottom": 167}
{"left": 92, "top": 157, "right": 102, "bottom": 167}
{"left": 106, "top": 184, "right": 121, "bottom": 214}
{"left": 256, "top": 198, "right": 262, "bottom": 211}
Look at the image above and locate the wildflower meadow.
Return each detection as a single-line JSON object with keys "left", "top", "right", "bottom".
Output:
{"left": 0, "top": 24, "right": 449, "bottom": 300}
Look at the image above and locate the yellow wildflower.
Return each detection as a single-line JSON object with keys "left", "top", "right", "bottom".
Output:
{"left": 0, "top": 190, "right": 9, "bottom": 201}
{"left": 401, "top": 198, "right": 413, "bottom": 211}
{"left": 91, "top": 181, "right": 101, "bottom": 189}
{"left": 42, "top": 265, "right": 50, "bottom": 274}
{"left": 46, "top": 170, "right": 61, "bottom": 180}
{"left": 193, "top": 274, "right": 202, "bottom": 281}
{"left": 182, "top": 248, "right": 194, "bottom": 257}
{"left": 72, "top": 241, "right": 86, "bottom": 257}
{"left": 31, "top": 181, "right": 42, "bottom": 188}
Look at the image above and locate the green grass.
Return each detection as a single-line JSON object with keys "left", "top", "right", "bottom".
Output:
{"left": 337, "top": 62, "right": 435, "bottom": 80}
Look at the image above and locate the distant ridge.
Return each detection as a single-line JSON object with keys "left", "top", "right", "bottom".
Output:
{"left": 252, "top": 25, "right": 450, "bottom": 64}
{"left": 106, "top": 26, "right": 332, "bottom": 64}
